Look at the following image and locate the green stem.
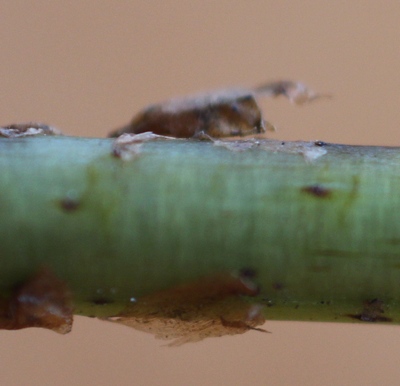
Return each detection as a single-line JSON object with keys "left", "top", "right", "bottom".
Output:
{"left": 1, "top": 136, "right": 400, "bottom": 324}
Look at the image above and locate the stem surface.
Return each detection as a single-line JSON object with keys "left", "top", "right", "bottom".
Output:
{"left": 1, "top": 136, "right": 400, "bottom": 324}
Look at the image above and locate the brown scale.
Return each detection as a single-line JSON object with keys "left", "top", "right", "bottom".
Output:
{"left": 107, "top": 269, "right": 269, "bottom": 346}
{"left": 109, "top": 80, "right": 328, "bottom": 139}
{"left": 0, "top": 268, "right": 73, "bottom": 334}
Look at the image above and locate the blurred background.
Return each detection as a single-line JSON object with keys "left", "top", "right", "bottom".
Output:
{"left": 1, "top": 1, "right": 400, "bottom": 385}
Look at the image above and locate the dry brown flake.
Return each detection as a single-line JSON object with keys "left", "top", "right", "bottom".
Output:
{"left": 107, "top": 270, "right": 268, "bottom": 345}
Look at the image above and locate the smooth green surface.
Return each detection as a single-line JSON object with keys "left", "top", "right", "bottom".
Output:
{"left": 1, "top": 136, "right": 400, "bottom": 322}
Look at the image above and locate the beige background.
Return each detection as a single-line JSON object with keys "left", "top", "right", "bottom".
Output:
{"left": 1, "top": 1, "right": 400, "bottom": 385}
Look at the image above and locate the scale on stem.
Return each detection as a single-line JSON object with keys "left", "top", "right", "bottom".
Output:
{"left": 109, "top": 80, "right": 329, "bottom": 139}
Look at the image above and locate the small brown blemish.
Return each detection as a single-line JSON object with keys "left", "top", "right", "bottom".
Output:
{"left": 0, "top": 268, "right": 73, "bottom": 334}
{"left": 302, "top": 184, "right": 332, "bottom": 198}
{"left": 272, "top": 282, "right": 285, "bottom": 291}
{"left": 60, "top": 197, "right": 80, "bottom": 212}
{"left": 347, "top": 298, "right": 392, "bottom": 323}
{"left": 237, "top": 267, "right": 260, "bottom": 295}
{"left": 91, "top": 297, "right": 114, "bottom": 306}
{"left": 107, "top": 270, "right": 267, "bottom": 345}
{"left": 239, "top": 267, "right": 257, "bottom": 278}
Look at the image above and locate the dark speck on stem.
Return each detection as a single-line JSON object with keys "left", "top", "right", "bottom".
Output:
{"left": 60, "top": 197, "right": 80, "bottom": 212}
{"left": 302, "top": 185, "right": 332, "bottom": 198}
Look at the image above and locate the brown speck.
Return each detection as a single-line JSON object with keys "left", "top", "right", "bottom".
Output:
{"left": 272, "top": 282, "right": 284, "bottom": 290}
{"left": 302, "top": 184, "right": 332, "bottom": 198}
{"left": 60, "top": 197, "right": 80, "bottom": 212}
{"left": 239, "top": 267, "right": 257, "bottom": 279}
{"left": 347, "top": 298, "right": 392, "bottom": 323}
{"left": 236, "top": 268, "right": 260, "bottom": 296}
{"left": 91, "top": 297, "right": 113, "bottom": 306}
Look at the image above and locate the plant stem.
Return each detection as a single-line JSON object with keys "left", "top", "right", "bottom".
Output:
{"left": 1, "top": 136, "right": 400, "bottom": 324}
